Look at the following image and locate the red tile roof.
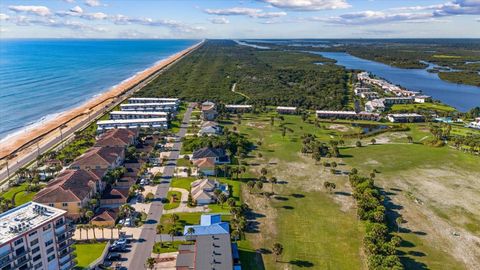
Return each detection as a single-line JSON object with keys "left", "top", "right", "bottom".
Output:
{"left": 95, "top": 128, "right": 137, "bottom": 147}
{"left": 71, "top": 146, "right": 124, "bottom": 168}
{"left": 34, "top": 169, "right": 105, "bottom": 203}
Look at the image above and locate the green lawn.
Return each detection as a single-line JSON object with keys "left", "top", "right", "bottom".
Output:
{"left": 0, "top": 183, "right": 43, "bottom": 206}
{"left": 160, "top": 212, "right": 231, "bottom": 233}
{"left": 171, "top": 102, "right": 187, "bottom": 133}
{"left": 74, "top": 242, "right": 107, "bottom": 269}
{"left": 171, "top": 177, "right": 196, "bottom": 190}
{"left": 390, "top": 102, "right": 456, "bottom": 113}
{"left": 176, "top": 157, "right": 193, "bottom": 167}
{"left": 153, "top": 241, "right": 194, "bottom": 253}
{"left": 163, "top": 191, "right": 182, "bottom": 210}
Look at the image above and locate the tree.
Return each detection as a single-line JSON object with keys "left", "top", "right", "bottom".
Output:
{"left": 186, "top": 227, "right": 195, "bottom": 236}
{"left": 269, "top": 176, "right": 278, "bottom": 193}
{"left": 272, "top": 243, "right": 284, "bottom": 262}
{"left": 77, "top": 224, "right": 83, "bottom": 240}
{"left": 323, "top": 182, "right": 336, "bottom": 193}
{"left": 255, "top": 181, "right": 263, "bottom": 194}
{"left": 115, "top": 224, "right": 123, "bottom": 238}
{"left": 145, "top": 257, "right": 155, "bottom": 270}
{"left": 356, "top": 141, "right": 362, "bottom": 147}
{"left": 371, "top": 138, "right": 376, "bottom": 145}
{"left": 217, "top": 193, "right": 227, "bottom": 208}
{"left": 312, "top": 152, "right": 322, "bottom": 164}
{"left": 247, "top": 181, "right": 255, "bottom": 193}
{"left": 85, "top": 210, "right": 94, "bottom": 221}
{"left": 260, "top": 167, "right": 268, "bottom": 177}
{"left": 170, "top": 213, "right": 179, "bottom": 225}
{"left": 226, "top": 197, "right": 236, "bottom": 208}
{"left": 168, "top": 227, "right": 177, "bottom": 242}
{"left": 270, "top": 116, "right": 275, "bottom": 126}
{"left": 407, "top": 135, "right": 413, "bottom": 143}
{"left": 396, "top": 216, "right": 404, "bottom": 233}
{"left": 282, "top": 127, "right": 286, "bottom": 138}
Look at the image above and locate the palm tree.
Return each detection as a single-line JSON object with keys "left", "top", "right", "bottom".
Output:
{"left": 186, "top": 227, "right": 195, "bottom": 236}
{"left": 84, "top": 224, "right": 91, "bottom": 240}
{"left": 168, "top": 228, "right": 177, "bottom": 242}
{"left": 85, "top": 210, "right": 94, "bottom": 221}
{"left": 371, "top": 138, "right": 376, "bottom": 145}
{"left": 396, "top": 216, "right": 404, "bottom": 233}
{"left": 156, "top": 224, "right": 164, "bottom": 243}
{"left": 255, "top": 181, "right": 263, "bottom": 194}
{"left": 226, "top": 197, "right": 236, "bottom": 208}
{"left": 145, "top": 257, "right": 155, "bottom": 270}
{"left": 272, "top": 243, "right": 284, "bottom": 262}
{"left": 91, "top": 224, "right": 98, "bottom": 241}
{"left": 115, "top": 224, "right": 123, "bottom": 238}
{"left": 77, "top": 224, "right": 83, "bottom": 240}
{"left": 100, "top": 225, "right": 105, "bottom": 239}
{"left": 169, "top": 213, "right": 179, "bottom": 225}
{"left": 246, "top": 181, "right": 255, "bottom": 193}
{"left": 217, "top": 194, "right": 227, "bottom": 208}
{"left": 269, "top": 177, "right": 277, "bottom": 193}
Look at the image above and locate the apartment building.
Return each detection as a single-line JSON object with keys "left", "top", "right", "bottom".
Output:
{"left": 0, "top": 202, "right": 75, "bottom": 270}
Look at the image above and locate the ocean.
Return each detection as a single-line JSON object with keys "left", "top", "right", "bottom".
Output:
{"left": 0, "top": 39, "right": 199, "bottom": 141}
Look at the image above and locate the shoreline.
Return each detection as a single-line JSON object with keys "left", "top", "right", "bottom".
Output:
{"left": 0, "top": 40, "right": 204, "bottom": 160}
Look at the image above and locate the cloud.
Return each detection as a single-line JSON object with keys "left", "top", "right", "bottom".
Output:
{"left": 204, "top": 7, "right": 287, "bottom": 18}
{"left": 85, "top": 0, "right": 101, "bottom": 7}
{"left": 208, "top": 17, "right": 230, "bottom": 24}
{"left": 0, "top": 13, "right": 9, "bottom": 21}
{"left": 110, "top": 14, "right": 205, "bottom": 33}
{"left": 70, "top": 6, "right": 83, "bottom": 14}
{"left": 258, "top": 0, "right": 351, "bottom": 11}
{"left": 6, "top": 15, "right": 106, "bottom": 32}
{"left": 64, "top": 0, "right": 75, "bottom": 3}
{"left": 9, "top": 5, "right": 51, "bottom": 17}
{"left": 323, "top": 0, "right": 480, "bottom": 25}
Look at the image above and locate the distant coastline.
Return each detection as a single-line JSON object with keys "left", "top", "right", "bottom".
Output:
{"left": 0, "top": 40, "right": 204, "bottom": 160}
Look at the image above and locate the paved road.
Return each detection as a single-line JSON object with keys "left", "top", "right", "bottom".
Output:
{"left": 125, "top": 103, "right": 193, "bottom": 269}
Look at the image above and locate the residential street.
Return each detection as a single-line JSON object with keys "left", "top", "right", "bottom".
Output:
{"left": 123, "top": 103, "right": 193, "bottom": 269}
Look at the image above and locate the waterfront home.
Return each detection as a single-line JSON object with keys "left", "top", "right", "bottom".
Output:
{"left": 190, "top": 178, "right": 229, "bottom": 205}
{"left": 183, "top": 214, "right": 229, "bottom": 236}
{"left": 414, "top": 95, "right": 432, "bottom": 103}
{"left": 225, "top": 104, "right": 253, "bottom": 113}
{"left": 109, "top": 110, "right": 169, "bottom": 120}
{"left": 354, "top": 87, "right": 371, "bottom": 95}
{"left": 95, "top": 128, "right": 138, "bottom": 148}
{"left": 316, "top": 110, "right": 357, "bottom": 119}
{"left": 201, "top": 101, "right": 218, "bottom": 121}
{"left": 387, "top": 113, "right": 425, "bottom": 123}
{"left": 120, "top": 102, "right": 177, "bottom": 112}
{"left": 128, "top": 97, "right": 179, "bottom": 105}
{"left": 383, "top": 97, "right": 414, "bottom": 105}
{"left": 360, "top": 92, "right": 380, "bottom": 100}
{"left": 70, "top": 146, "right": 125, "bottom": 170}
{"left": 192, "top": 147, "right": 230, "bottom": 164}
{"left": 276, "top": 106, "right": 297, "bottom": 114}
{"left": 96, "top": 118, "right": 168, "bottom": 132}
{"left": 91, "top": 208, "right": 119, "bottom": 227}
{"left": 33, "top": 169, "right": 106, "bottom": 219}
{"left": 197, "top": 121, "right": 222, "bottom": 136}
{"left": 467, "top": 117, "right": 480, "bottom": 130}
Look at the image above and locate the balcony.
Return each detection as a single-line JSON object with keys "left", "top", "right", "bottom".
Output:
{"left": 57, "top": 240, "right": 74, "bottom": 252}
{"left": 0, "top": 256, "right": 14, "bottom": 269}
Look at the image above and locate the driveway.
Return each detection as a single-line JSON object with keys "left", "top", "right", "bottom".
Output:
{"left": 163, "top": 187, "right": 208, "bottom": 214}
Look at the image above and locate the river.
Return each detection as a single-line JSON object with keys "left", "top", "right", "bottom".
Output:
{"left": 310, "top": 52, "right": 480, "bottom": 112}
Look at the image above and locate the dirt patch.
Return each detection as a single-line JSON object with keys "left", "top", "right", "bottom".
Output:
{"left": 246, "top": 122, "right": 267, "bottom": 129}
{"left": 328, "top": 124, "right": 352, "bottom": 132}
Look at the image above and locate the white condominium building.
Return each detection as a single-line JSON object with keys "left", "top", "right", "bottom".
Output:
{"left": 109, "top": 111, "right": 169, "bottom": 120}
{"left": 120, "top": 102, "right": 177, "bottom": 112}
{"left": 97, "top": 118, "right": 168, "bottom": 131}
{"left": 128, "top": 97, "right": 180, "bottom": 105}
{"left": 0, "top": 202, "right": 75, "bottom": 270}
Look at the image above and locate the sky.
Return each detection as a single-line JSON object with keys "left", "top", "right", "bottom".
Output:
{"left": 0, "top": 0, "right": 479, "bottom": 39}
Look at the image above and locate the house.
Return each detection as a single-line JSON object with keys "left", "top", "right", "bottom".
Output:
{"left": 387, "top": 113, "right": 425, "bottom": 123}
{"left": 276, "top": 106, "right": 297, "bottom": 114}
{"left": 316, "top": 110, "right": 357, "bottom": 119}
{"left": 128, "top": 97, "right": 180, "bottom": 105}
{"left": 225, "top": 104, "right": 253, "bottom": 113}
{"left": 96, "top": 118, "right": 168, "bottom": 132}
{"left": 414, "top": 95, "right": 432, "bottom": 103}
{"left": 91, "top": 208, "right": 119, "bottom": 227}
{"left": 33, "top": 169, "right": 106, "bottom": 219}
{"left": 360, "top": 92, "right": 380, "bottom": 100}
{"left": 383, "top": 97, "right": 413, "bottom": 105}
{"left": 177, "top": 214, "right": 240, "bottom": 270}
{"left": 357, "top": 112, "right": 381, "bottom": 121}
{"left": 70, "top": 146, "right": 125, "bottom": 170}
{"left": 109, "top": 110, "right": 169, "bottom": 120}
{"left": 365, "top": 99, "right": 386, "bottom": 112}
{"left": 192, "top": 147, "right": 229, "bottom": 164}
{"left": 193, "top": 157, "right": 216, "bottom": 176}
{"left": 197, "top": 121, "right": 222, "bottom": 136}
{"left": 201, "top": 101, "right": 218, "bottom": 121}
{"left": 467, "top": 117, "right": 480, "bottom": 130}
{"left": 191, "top": 179, "right": 229, "bottom": 205}
{"left": 100, "top": 186, "right": 129, "bottom": 207}
{"left": 354, "top": 87, "right": 371, "bottom": 95}
{"left": 95, "top": 128, "right": 138, "bottom": 148}
{"left": 120, "top": 102, "right": 178, "bottom": 112}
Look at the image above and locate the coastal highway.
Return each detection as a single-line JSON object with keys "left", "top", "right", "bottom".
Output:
{"left": 123, "top": 104, "right": 193, "bottom": 269}
{"left": 0, "top": 41, "right": 204, "bottom": 189}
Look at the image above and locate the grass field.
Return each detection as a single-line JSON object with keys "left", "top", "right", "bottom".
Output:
{"left": 223, "top": 112, "right": 366, "bottom": 269}
{"left": 74, "top": 242, "right": 107, "bottom": 269}
{"left": 163, "top": 191, "right": 181, "bottom": 210}
{"left": 153, "top": 241, "right": 193, "bottom": 253}
{"left": 390, "top": 102, "right": 456, "bottom": 113}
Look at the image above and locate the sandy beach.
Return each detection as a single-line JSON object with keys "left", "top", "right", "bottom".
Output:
{"left": 0, "top": 40, "right": 203, "bottom": 176}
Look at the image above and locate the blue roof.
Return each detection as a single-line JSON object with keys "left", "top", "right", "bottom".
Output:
{"left": 231, "top": 243, "right": 240, "bottom": 259}
{"left": 200, "top": 214, "right": 221, "bottom": 226}
{"left": 183, "top": 222, "right": 229, "bottom": 236}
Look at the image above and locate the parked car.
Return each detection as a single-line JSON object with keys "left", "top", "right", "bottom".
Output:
{"left": 106, "top": 253, "right": 121, "bottom": 261}
{"left": 124, "top": 218, "right": 132, "bottom": 227}
{"left": 115, "top": 238, "right": 128, "bottom": 246}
